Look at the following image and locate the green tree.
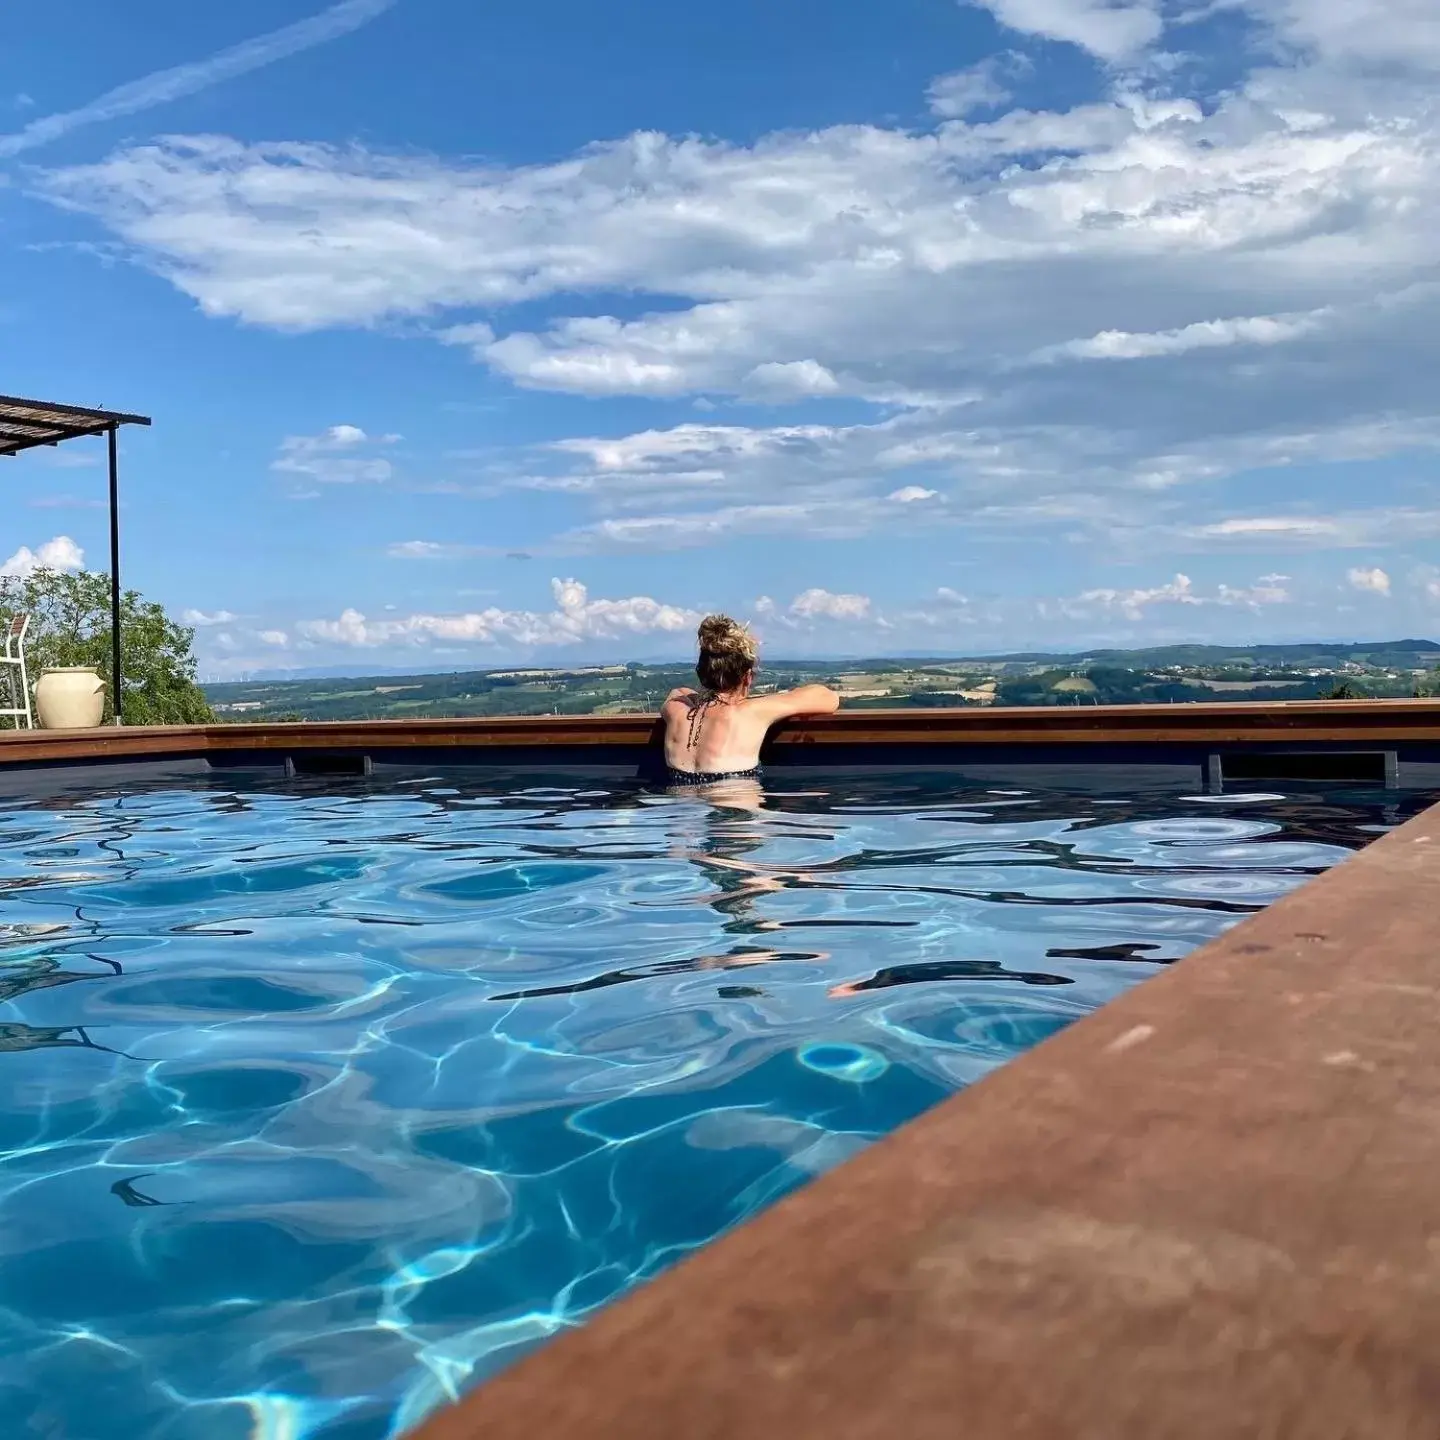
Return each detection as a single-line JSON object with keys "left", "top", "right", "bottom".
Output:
{"left": 0, "top": 568, "right": 215, "bottom": 726}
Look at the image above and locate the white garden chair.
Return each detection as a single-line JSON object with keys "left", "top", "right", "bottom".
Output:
{"left": 0, "top": 614, "right": 33, "bottom": 729}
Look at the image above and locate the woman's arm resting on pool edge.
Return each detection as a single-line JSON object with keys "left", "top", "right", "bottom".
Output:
{"left": 750, "top": 684, "right": 841, "bottom": 722}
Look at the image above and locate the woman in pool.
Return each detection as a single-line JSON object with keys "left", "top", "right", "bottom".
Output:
{"left": 662, "top": 614, "right": 840, "bottom": 785}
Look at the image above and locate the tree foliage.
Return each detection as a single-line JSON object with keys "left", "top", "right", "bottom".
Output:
{"left": 0, "top": 568, "right": 215, "bottom": 726}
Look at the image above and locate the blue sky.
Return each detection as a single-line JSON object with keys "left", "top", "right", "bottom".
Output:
{"left": 3, "top": 0, "right": 1438, "bottom": 677}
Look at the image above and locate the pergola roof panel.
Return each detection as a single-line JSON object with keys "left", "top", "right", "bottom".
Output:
{"left": 0, "top": 393, "right": 151, "bottom": 457}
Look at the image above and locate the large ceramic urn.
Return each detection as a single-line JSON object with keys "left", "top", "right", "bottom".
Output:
{"left": 35, "top": 667, "right": 107, "bottom": 730}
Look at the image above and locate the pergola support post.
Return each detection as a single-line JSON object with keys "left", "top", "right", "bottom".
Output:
{"left": 0, "top": 395, "right": 151, "bottom": 729}
{"left": 107, "top": 424, "right": 122, "bottom": 727}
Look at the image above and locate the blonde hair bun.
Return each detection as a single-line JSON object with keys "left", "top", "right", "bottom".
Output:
{"left": 696, "top": 613, "right": 758, "bottom": 692}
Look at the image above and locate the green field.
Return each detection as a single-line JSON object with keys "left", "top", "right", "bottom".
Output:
{"left": 203, "top": 640, "right": 1440, "bottom": 723}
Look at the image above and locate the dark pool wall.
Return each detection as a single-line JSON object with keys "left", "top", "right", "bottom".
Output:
{"left": 2, "top": 700, "right": 1440, "bottom": 794}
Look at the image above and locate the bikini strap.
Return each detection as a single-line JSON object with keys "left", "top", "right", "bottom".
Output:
{"left": 687, "top": 693, "right": 713, "bottom": 751}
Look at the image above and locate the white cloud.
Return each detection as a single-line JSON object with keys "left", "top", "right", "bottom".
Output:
{"left": 297, "top": 577, "right": 699, "bottom": 650}
{"left": 0, "top": 536, "right": 84, "bottom": 579}
{"left": 888, "top": 485, "right": 938, "bottom": 503}
{"left": 1073, "top": 571, "right": 1291, "bottom": 621}
{"left": 1030, "top": 311, "right": 1328, "bottom": 364}
{"left": 1240, "top": 0, "right": 1440, "bottom": 70}
{"left": 273, "top": 426, "right": 394, "bottom": 485}
{"left": 1219, "top": 574, "right": 1293, "bottom": 608}
{"left": 28, "top": 0, "right": 1440, "bottom": 570}
{"left": 964, "top": 0, "right": 1163, "bottom": 61}
{"left": 552, "top": 424, "right": 839, "bottom": 474}
{"left": 182, "top": 608, "right": 240, "bottom": 626}
{"left": 927, "top": 55, "right": 1027, "bottom": 118}
{"left": 1347, "top": 565, "right": 1391, "bottom": 595}
{"left": 788, "top": 588, "right": 873, "bottom": 622}
{"left": 0, "top": 0, "right": 396, "bottom": 160}
{"left": 1175, "top": 508, "right": 1440, "bottom": 551}
{"left": 1196, "top": 516, "right": 1344, "bottom": 539}
{"left": 257, "top": 630, "right": 290, "bottom": 647}
{"left": 564, "top": 504, "right": 840, "bottom": 551}
{"left": 743, "top": 359, "right": 842, "bottom": 399}
{"left": 386, "top": 541, "right": 495, "bottom": 559}
{"left": 40, "top": 64, "right": 1440, "bottom": 540}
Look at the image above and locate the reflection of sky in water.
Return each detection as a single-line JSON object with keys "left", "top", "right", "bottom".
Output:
{"left": 0, "top": 770, "right": 1426, "bottom": 1439}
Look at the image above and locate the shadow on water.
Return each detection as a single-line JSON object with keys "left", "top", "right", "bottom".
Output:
{"left": 829, "top": 959, "right": 1077, "bottom": 996}
{"left": 0, "top": 1021, "right": 132, "bottom": 1057}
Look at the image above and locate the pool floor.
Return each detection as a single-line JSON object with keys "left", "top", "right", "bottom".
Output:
{"left": 0, "top": 770, "right": 1427, "bottom": 1438}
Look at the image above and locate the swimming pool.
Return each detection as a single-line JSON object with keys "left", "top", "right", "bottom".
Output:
{"left": 0, "top": 768, "right": 1426, "bottom": 1439}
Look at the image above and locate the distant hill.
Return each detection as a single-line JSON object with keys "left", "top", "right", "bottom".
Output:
{"left": 200, "top": 639, "right": 1440, "bottom": 723}
{"left": 204, "top": 638, "right": 1440, "bottom": 691}
{"left": 971, "top": 640, "right": 1440, "bottom": 668}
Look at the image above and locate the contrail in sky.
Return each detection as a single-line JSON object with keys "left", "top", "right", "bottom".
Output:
{"left": 0, "top": 0, "right": 397, "bottom": 160}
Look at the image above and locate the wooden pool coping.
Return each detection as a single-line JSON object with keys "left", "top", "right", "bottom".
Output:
{"left": 0, "top": 695, "right": 1438, "bottom": 764}
{"left": 405, "top": 792, "right": 1440, "bottom": 1440}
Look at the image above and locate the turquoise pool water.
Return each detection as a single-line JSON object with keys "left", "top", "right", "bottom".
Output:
{"left": 0, "top": 769, "right": 1423, "bottom": 1438}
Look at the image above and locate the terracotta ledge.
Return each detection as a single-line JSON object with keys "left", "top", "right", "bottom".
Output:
{"left": 0, "top": 697, "right": 1438, "bottom": 766}
{"left": 411, "top": 800, "right": 1440, "bottom": 1440}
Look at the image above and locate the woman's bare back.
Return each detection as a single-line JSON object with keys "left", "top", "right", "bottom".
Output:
{"left": 662, "top": 684, "right": 840, "bottom": 775}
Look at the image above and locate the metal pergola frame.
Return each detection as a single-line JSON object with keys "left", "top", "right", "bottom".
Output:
{"left": 0, "top": 393, "right": 152, "bottom": 726}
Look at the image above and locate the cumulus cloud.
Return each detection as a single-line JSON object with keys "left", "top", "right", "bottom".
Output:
{"left": 1072, "top": 571, "right": 1291, "bottom": 621}
{"left": 788, "top": 588, "right": 873, "bottom": 622}
{"left": 26, "top": 0, "right": 1440, "bottom": 578}
{"left": 927, "top": 55, "right": 1028, "bottom": 117}
{"left": 1347, "top": 566, "right": 1391, "bottom": 595}
{"left": 965, "top": 0, "right": 1163, "bottom": 62}
{"left": 743, "top": 359, "right": 842, "bottom": 399}
{"left": 272, "top": 426, "right": 395, "bottom": 485}
{"left": 297, "top": 577, "right": 699, "bottom": 649}
{"left": 37, "top": 51, "right": 1440, "bottom": 557}
{"left": 182, "top": 608, "right": 240, "bottom": 626}
{"left": 0, "top": 536, "right": 84, "bottom": 579}
{"left": 1240, "top": 0, "right": 1440, "bottom": 69}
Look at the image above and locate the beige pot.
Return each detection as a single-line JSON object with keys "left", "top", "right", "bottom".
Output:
{"left": 35, "top": 667, "right": 107, "bottom": 730}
